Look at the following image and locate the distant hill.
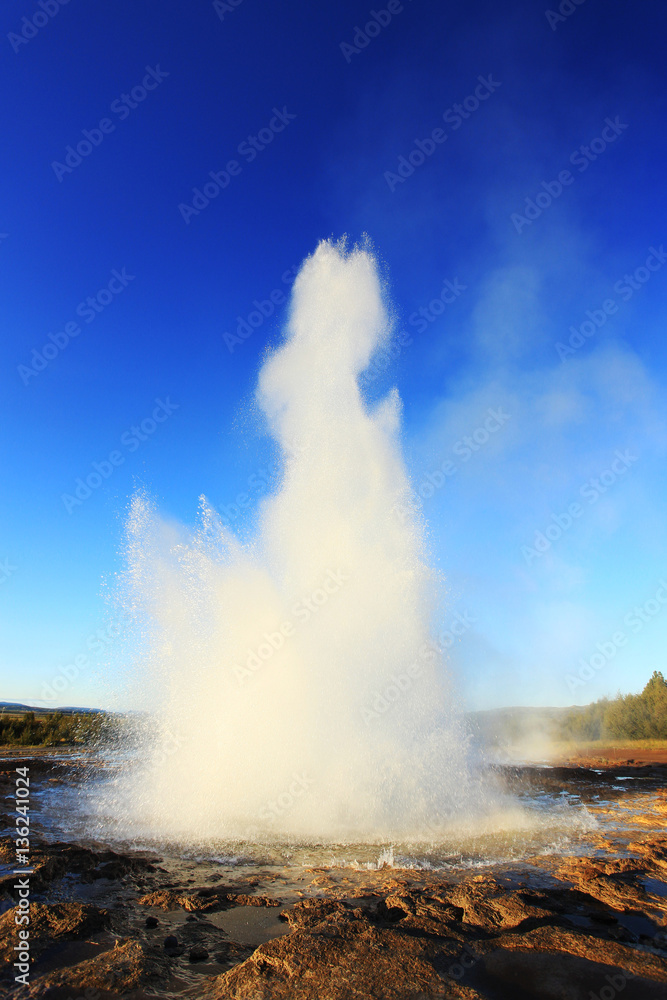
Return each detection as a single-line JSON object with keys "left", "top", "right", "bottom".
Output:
{"left": 0, "top": 701, "right": 104, "bottom": 715}
{"left": 467, "top": 705, "right": 575, "bottom": 750}
{"left": 468, "top": 673, "right": 667, "bottom": 745}
{"left": 469, "top": 705, "right": 575, "bottom": 731}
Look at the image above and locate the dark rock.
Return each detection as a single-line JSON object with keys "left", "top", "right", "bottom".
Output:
{"left": 376, "top": 898, "right": 409, "bottom": 922}
{"left": 138, "top": 889, "right": 182, "bottom": 910}
{"left": 189, "top": 944, "right": 209, "bottom": 962}
{"left": 137, "top": 885, "right": 281, "bottom": 914}
{"left": 145, "top": 915, "right": 159, "bottom": 928}
{"left": 164, "top": 934, "right": 179, "bottom": 949}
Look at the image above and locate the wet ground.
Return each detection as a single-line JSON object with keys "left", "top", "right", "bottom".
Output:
{"left": 1, "top": 749, "right": 666, "bottom": 998}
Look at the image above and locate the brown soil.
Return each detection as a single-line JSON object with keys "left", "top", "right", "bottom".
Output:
{"left": 555, "top": 745, "right": 667, "bottom": 767}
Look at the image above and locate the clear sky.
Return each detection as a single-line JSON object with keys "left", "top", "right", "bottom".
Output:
{"left": 1, "top": 0, "right": 666, "bottom": 711}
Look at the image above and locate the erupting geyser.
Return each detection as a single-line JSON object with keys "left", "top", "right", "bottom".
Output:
{"left": 106, "top": 239, "right": 488, "bottom": 843}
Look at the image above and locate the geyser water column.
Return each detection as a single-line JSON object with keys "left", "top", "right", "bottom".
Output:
{"left": 111, "top": 239, "right": 477, "bottom": 842}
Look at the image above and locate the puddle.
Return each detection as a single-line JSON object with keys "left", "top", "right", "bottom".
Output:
{"left": 32, "top": 935, "right": 117, "bottom": 977}
{"left": 205, "top": 905, "right": 291, "bottom": 947}
{"left": 617, "top": 911, "right": 660, "bottom": 939}
{"left": 641, "top": 876, "right": 667, "bottom": 899}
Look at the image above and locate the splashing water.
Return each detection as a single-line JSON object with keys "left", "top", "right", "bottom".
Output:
{"left": 101, "top": 239, "right": 499, "bottom": 844}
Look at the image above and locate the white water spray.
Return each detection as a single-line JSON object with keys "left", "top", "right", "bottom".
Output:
{"left": 105, "top": 239, "right": 487, "bottom": 843}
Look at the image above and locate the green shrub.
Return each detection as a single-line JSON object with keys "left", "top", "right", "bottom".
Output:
{"left": 0, "top": 711, "right": 112, "bottom": 746}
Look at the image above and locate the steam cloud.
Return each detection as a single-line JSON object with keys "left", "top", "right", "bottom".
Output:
{"left": 104, "top": 239, "right": 488, "bottom": 842}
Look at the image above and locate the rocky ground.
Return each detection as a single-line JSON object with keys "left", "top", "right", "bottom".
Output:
{"left": 0, "top": 753, "right": 666, "bottom": 999}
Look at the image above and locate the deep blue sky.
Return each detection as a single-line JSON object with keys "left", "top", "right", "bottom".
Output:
{"left": 1, "top": 0, "right": 666, "bottom": 710}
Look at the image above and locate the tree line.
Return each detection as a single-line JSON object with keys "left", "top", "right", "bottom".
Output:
{"left": 0, "top": 711, "right": 108, "bottom": 747}
{"left": 558, "top": 671, "right": 667, "bottom": 741}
